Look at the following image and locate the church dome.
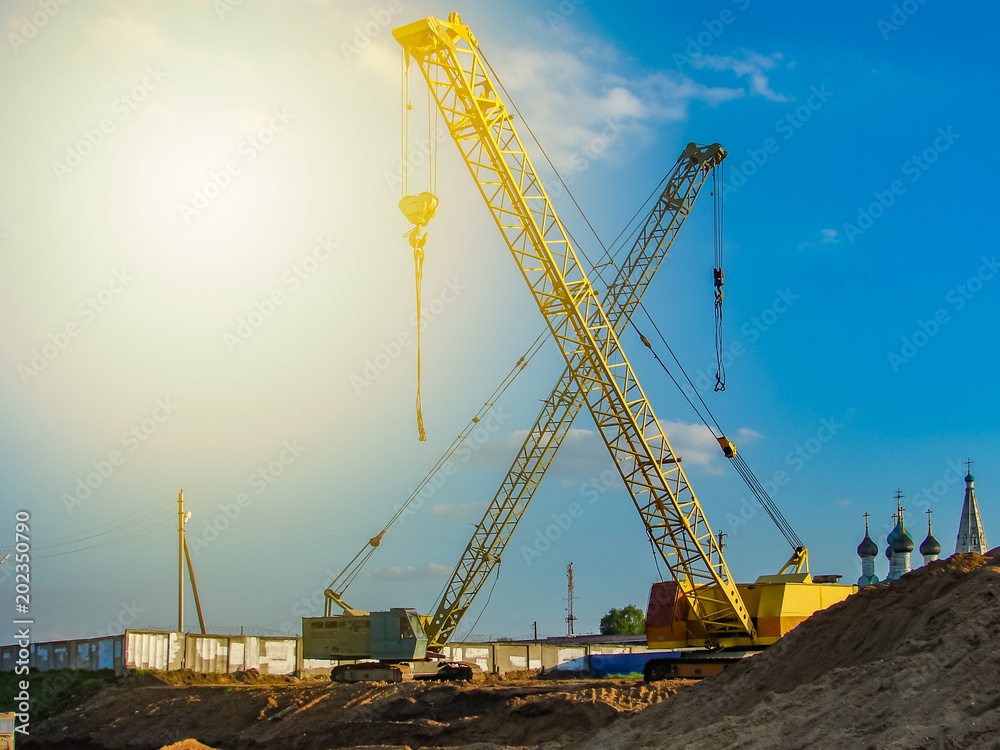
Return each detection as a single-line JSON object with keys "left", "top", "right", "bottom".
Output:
{"left": 920, "top": 533, "right": 942, "bottom": 556}
{"left": 857, "top": 533, "right": 878, "bottom": 557}
{"left": 891, "top": 525, "right": 915, "bottom": 554}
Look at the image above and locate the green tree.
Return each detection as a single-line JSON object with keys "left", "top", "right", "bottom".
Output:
{"left": 599, "top": 604, "right": 645, "bottom": 635}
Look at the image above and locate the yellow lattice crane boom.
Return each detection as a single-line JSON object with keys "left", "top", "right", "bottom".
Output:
{"left": 424, "top": 141, "right": 725, "bottom": 650}
{"left": 394, "top": 13, "right": 754, "bottom": 645}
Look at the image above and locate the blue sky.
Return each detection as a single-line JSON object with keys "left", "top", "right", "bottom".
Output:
{"left": 0, "top": 0, "right": 996, "bottom": 643}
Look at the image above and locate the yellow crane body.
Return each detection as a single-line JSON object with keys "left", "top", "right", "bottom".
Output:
{"left": 647, "top": 575, "right": 855, "bottom": 649}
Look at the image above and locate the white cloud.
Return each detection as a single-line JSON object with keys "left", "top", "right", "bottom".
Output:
{"left": 483, "top": 45, "right": 745, "bottom": 172}
{"left": 363, "top": 17, "right": 784, "bottom": 175}
{"left": 690, "top": 50, "right": 791, "bottom": 102}
{"left": 799, "top": 228, "right": 840, "bottom": 249}
{"left": 662, "top": 421, "right": 763, "bottom": 474}
{"left": 366, "top": 563, "right": 452, "bottom": 581}
{"left": 735, "top": 427, "right": 764, "bottom": 443}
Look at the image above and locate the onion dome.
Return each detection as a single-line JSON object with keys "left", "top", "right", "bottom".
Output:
{"left": 885, "top": 544, "right": 893, "bottom": 560}
{"left": 887, "top": 492, "right": 913, "bottom": 554}
{"left": 857, "top": 533, "right": 878, "bottom": 558}
{"left": 920, "top": 532, "right": 942, "bottom": 557}
{"left": 891, "top": 527, "right": 915, "bottom": 554}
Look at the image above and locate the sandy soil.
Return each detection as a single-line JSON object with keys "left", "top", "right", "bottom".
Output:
{"left": 575, "top": 551, "right": 1000, "bottom": 749}
{"left": 25, "top": 552, "right": 1000, "bottom": 750}
{"left": 25, "top": 673, "right": 689, "bottom": 750}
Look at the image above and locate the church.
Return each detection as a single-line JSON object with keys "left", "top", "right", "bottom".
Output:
{"left": 856, "top": 462, "right": 987, "bottom": 587}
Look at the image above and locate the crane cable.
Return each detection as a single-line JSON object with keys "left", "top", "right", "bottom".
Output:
{"left": 327, "top": 331, "right": 550, "bottom": 600}
{"left": 713, "top": 163, "right": 726, "bottom": 391}
{"left": 480, "top": 47, "right": 803, "bottom": 552}
{"left": 633, "top": 316, "right": 802, "bottom": 550}
{"left": 403, "top": 50, "right": 430, "bottom": 441}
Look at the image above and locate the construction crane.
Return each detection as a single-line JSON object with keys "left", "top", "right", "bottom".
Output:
{"left": 423, "top": 141, "right": 725, "bottom": 652}
{"left": 304, "top": 12, "right": 855, "bottom": 682}
{"left": 303, "top": 139, "right": 727, "bottom": 680}
{"left": 390, "top": 13, "right": 855, "bottom": 664}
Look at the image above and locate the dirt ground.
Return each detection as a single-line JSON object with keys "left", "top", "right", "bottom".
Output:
{"left": 24, "top": 551, "right": 1000, "bottom": 750}
{"left": 576, "top": 551, "right": 1000, "bottom": 750}
{"left": 24, "top": 672, "right": 689, "bottom": 750}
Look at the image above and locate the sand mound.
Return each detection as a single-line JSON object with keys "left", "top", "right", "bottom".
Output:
{"left": 577, "top": 552, "right": 1000, "bottom": 749}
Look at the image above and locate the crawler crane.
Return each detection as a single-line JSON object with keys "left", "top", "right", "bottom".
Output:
{"left": 390, "top": 13, "right": 855, "bottom": 673}
{"left": 303, "top": 13, "right": 854, "bottom": 682}
{"left": 303, "top": 139, "right": 727, "bottom": 681}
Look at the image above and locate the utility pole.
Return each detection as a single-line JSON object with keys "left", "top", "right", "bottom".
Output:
{"left": 566, "top": 562, "right": 577, "bottom": 637}
{"left": 177, "top": 490, "right": 204, "bottom": 634}
{"left": 178, "top": 490, "right": 185, "bottom": 633}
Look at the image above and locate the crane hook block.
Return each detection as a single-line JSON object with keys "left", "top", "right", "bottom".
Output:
{"left": 717, "top": 436, "right": 737, "bottom": 458}
{"left": 399, "top": 191, "right": 439, "bottom": 229}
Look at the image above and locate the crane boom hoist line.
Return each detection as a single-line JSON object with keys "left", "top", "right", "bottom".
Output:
{"left": 394, "top": 12, "right": 755, "bottom": 644}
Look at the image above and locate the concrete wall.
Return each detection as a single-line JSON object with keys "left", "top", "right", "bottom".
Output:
{"left": 441, "top": 640, "right": 654, "bottom": 674}
{"left": 2, "top": 633, "right": 650, "bottom": 677}
{"left": 0, "top": 637, "right": 124, "bottom": 674}
{"left": 1, "top": 631, "right": 299, "bottom": 676}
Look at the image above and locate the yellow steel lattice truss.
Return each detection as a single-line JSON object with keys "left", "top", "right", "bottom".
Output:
{"left": 394, "top": 14, "right": 755, "bottom": 644}
{"left": 424, "top": 140, "right": 726, "bottom": 649}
